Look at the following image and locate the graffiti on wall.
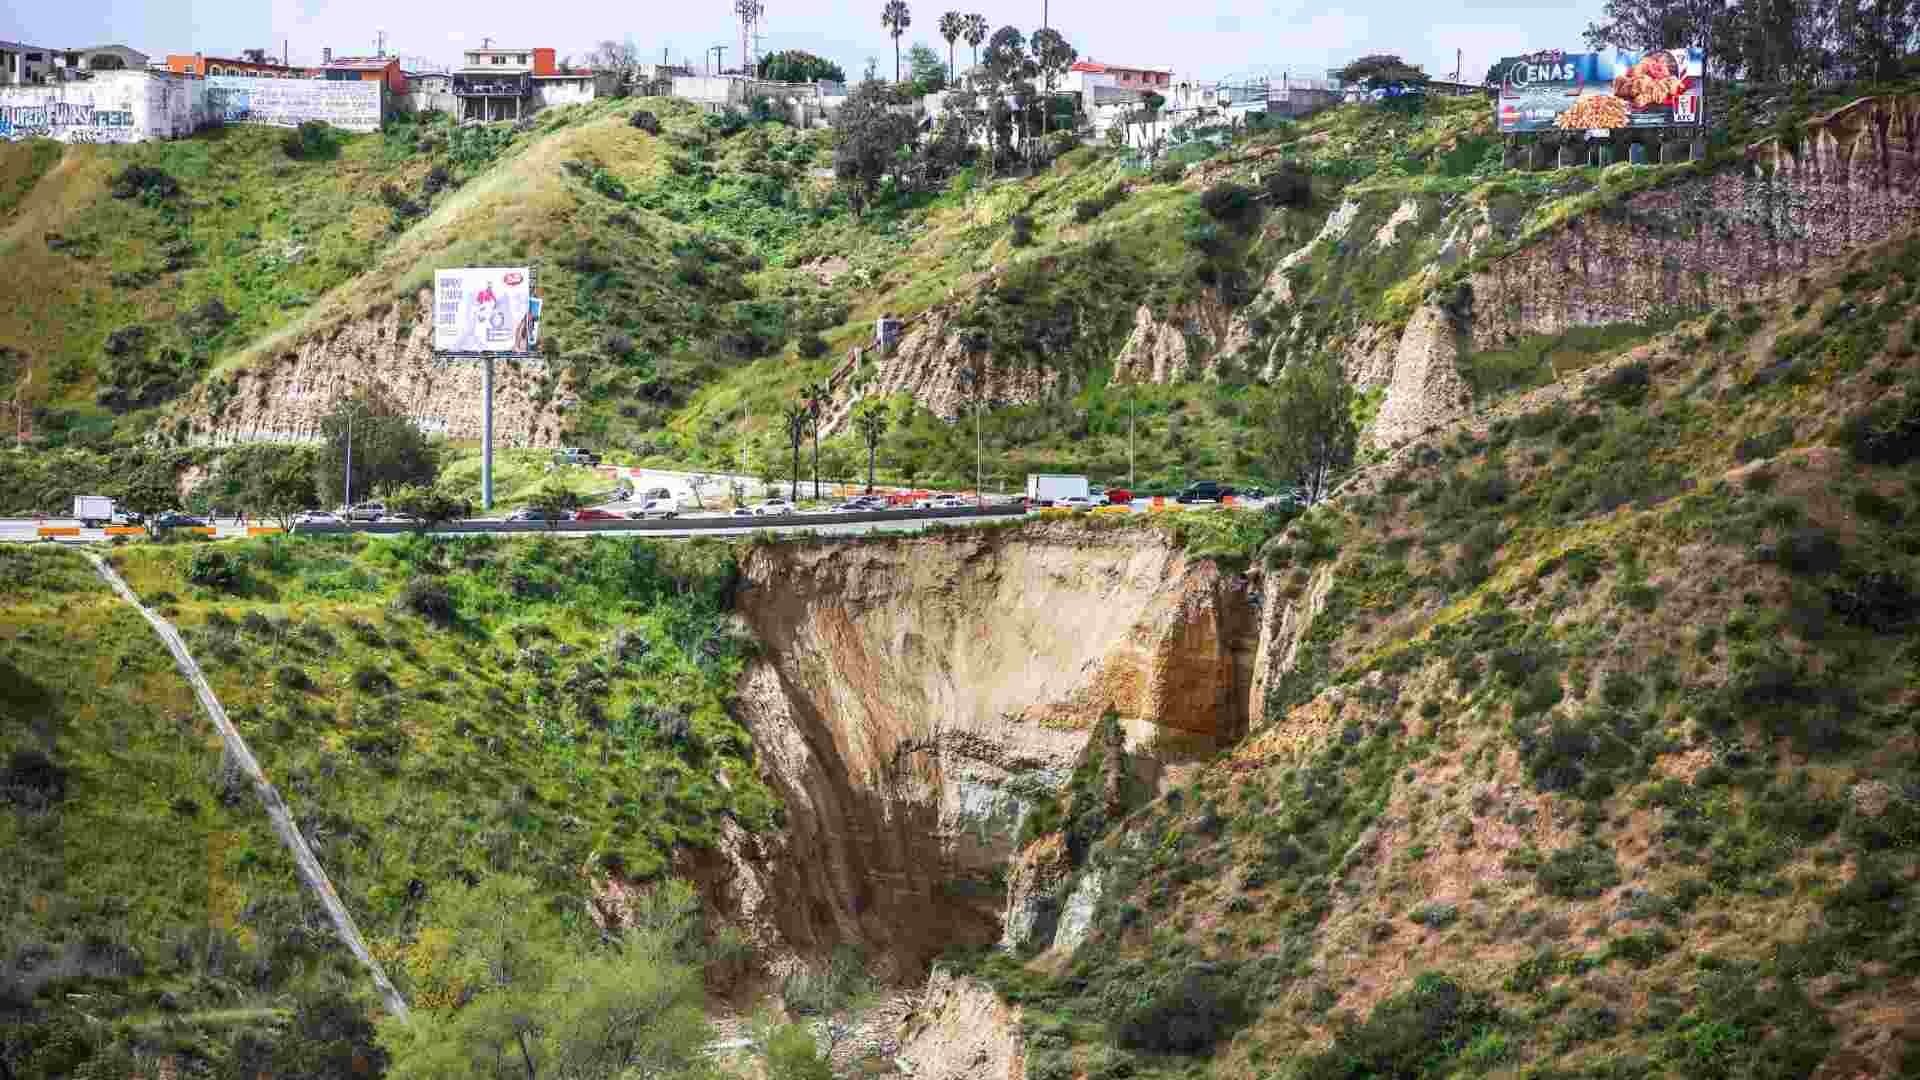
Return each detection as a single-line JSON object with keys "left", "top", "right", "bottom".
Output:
{"left": 0, "top": 98, "right": 139, "bottom": 143}
{"left": 205, "top": 76, "right": 381, "bottom": 132}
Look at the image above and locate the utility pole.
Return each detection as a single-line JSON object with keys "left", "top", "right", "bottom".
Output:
{"left": 1128, "top": 386, "right": 1135, "bottom": 489}
{"left": 340, "top": 397, "right": 368, "bottom": 512}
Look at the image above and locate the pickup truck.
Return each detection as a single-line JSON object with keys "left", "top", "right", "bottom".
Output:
{"left": 553, "top": 447, "right": 602, "bottom": 466}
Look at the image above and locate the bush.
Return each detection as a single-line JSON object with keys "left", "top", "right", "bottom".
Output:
{"left": 1111, "top": 963, "right": 1247, "bottom": 1054}
{"left": 351, "top": 666, "right": 395, "bottom": 695}
{"left": 1838, "top": 390, "right": 1920, "bottom": 465}
{"left": 1073, "top": 184, "right": 1128, "bottom": 224}
{"left": 630, "top": 110, "right": 661, "bottom": 134}
{"left": 1262, "top": 162, "right": 1312, "bottom": 208}
{"left": 1537, "top": 842, "right": 1621, "bottom": 898}
{"left": 1009, "top": 213, "right": 1034, "bottom": 247}
{"left": 1153, "top": 159, "right": 1184, "bottom": 183}
{"left": 765, "top": 1023, "right": 831, "bottom": 1080}
{"left": 1297, "top": 973, "right": 1505, "bottom": 1080}
{"left": 1587, "top": 362, "right": 1651, "bottom": 406}
{"left": 281, "top": 120, "right": 339, "bottom": 160}
{"left": 398, "top": 575, "right": 458, "bottom": 627}
{"left": 274, "top": 664, "right": 313, "bottom": 692}
{"left": 1199, "top": 181, "right": 1259, "bottom": 225}
{"left": 108, "top": 164, "right": 180, "bottom": 202}
{"left": 1, "top": 748, "right": 69, "bottom": 809}
{"left": 797, "top": 333, "right": 829, "bottom": 359}
{"left": 185, "top": 548, "right": 242, "bottom": 592}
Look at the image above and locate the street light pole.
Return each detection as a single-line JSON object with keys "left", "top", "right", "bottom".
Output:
{"left": 1128, "top": 386, "right": 1135, "bottom": 489}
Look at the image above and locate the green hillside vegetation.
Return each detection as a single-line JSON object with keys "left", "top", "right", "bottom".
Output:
{"left": 952, "top": 230, "right": 1920, "bottom": 1078}
{"left": 0, "top": 533, "right": 774, "bottom": 1072}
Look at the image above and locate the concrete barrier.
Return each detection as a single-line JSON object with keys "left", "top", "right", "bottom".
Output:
{"left": 104, "top": 526, "right": 145, "bottom": 536}
{"left": 36, "top": 526, "right": 80, "bottom": 538}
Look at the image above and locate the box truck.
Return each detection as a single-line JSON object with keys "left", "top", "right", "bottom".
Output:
{"left": 1025, "top": 474, "right": 1090, "bottom": 507}
{"left": 73, "top": 495, "right": 117, "bottom": 528}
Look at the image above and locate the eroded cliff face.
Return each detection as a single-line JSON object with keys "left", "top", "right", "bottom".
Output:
{"left": 820, "top": 309, "right": 1071, "bottom": 437}
{"left": 698, "top": 525, "right": 1256, "bottom": 978}
{"left": 184, "top": 290, "right": 572, "bottom": 446}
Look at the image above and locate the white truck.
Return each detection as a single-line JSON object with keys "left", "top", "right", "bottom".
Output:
{"left": 73, "top": 495, "right": 118, "bottom": 528}
{"left": 1025, "top": 474, "right": 1090, "bottom": 507}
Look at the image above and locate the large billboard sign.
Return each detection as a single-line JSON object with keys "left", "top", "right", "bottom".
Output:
{"left": 205, "top": 76, "right": 382, "bottom": 132}
{"left": 433, "top": 268, "right": 536, "bottom": 354}
{"left": 1497, "top": 47, "right": 1704, "bottom": 133}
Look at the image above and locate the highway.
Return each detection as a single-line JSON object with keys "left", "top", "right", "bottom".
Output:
{"left": 0, "top": 506, "right": 1040, "bottom": 544}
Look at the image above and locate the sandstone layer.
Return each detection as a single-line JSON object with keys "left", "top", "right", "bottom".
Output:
{"left": 700, "top": 524, "right": 1256, "bottom": 976}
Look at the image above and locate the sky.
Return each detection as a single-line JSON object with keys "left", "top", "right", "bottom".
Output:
{"left": 2, "top": 0, "right": 1595, "bottom": 85}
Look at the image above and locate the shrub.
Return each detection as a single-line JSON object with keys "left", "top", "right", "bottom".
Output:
{"left": 1, "top": 748, "right": 68, "bottom": 809}
{"left": 1009, "top": 212, "right": 1034, "bottom": 247}
{"left": 351, "top": 666, "right": 395, "bottom": 695}
{"left": 281, "top": 120, "right": 339, "bottom": 160}
{"left": 630, "top": 109, "right": 661, "bottom": 134}
{"left": 1073, "top": 184, "right": 1128, "bottom": 223}
{"left": 1587, "top": 362, "right": 1651, "bottom": 406}
{"left": 1262, "top": 162, "right": 1313, "bottom": 208}
{"left": 1766, "top": 527, "right": 1844, "bottom": 575}
{"left": 1199, "top": 181, "right": 1259, "bottom": 225}
{"left": 398, "top": 575, "right": 457, "bottom": 627}
{"left": 108, "top": 164, "right": 181, "bottom": 202}
{"left": 1111, "top": 962, "right": 1247, "bottom": 1054}
{"left": 274, "top": 664, "right": 314, "bottom": 692}
{"left": 1153, "top": 159, "right": 1184, "bottom": 183}
{"left": 797, "top": 333, "right": 829, "bottom": 359}
{"left": 1537, "top": 842, "right": 1621, "bottom": 898}
{"left": 1297, "top": 973, "right": 1505, "bottom": 1080}
{"left": 1409, "top": 902, "right": 1459, "bottom": 928}
{"left": 1838, "top": 390, "right": 1920, "bottom": 465}
{"left": 185, "top": 548, "right": 242, "bottom": 592}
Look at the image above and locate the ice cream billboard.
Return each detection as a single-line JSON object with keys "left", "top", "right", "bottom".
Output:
{"left": 1496, "top": 47, "right": 1704, "bottom": 133}
{"left": 433, "top": 267, "right": 536, "bottom": 354}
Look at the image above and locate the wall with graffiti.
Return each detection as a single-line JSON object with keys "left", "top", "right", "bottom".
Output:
{"left": 0, "top": 70, "right": 214, "bottom": 143}
{"left": 206, "top": 76, "right": 382, "bottom": 132}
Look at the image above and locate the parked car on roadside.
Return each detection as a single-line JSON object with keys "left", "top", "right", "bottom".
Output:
{"left": 507, "top": 507, "right": 571, "bottom": 523}
{"left": 930, "top": 495, "right": 969, "bottom": 510}
{"left": 293, "top": 510, "right": 339, "bottom": 526}
{"left": 552, "top": 447, "right": 601, "bottom": 466}
{"left": 627, "top": 498, "right": 680, "bottom": 520}
{"left": 1175, "top": 481, "right": 1235, "bottom": 504}
{"left": 753, "top": 498, "right": 796, "bottom": 516}
{"left": 1105, "top": 488, "right": 1134, "bottom": 504}
{"left": 345, "top": 502, "right": 387, "bottom": 521}
{"left": 1057, "top": 495, "right": 1097, "bottom": 511}
{"left": 573, "top": 507, "right": 622, "bottom": 521}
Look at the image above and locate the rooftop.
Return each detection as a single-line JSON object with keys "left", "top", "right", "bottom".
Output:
{"left": 1071, "top": 59, "right": 1173, "bottom": 75}
{"left": 322, "top": 56, "right": 397, "bottom": 70}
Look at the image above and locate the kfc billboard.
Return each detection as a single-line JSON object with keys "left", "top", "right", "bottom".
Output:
{"left": 433, "top": 267, "right": 536, "bottom": 354}
{"left": 1497, "top": 46, "right": 1705, "bottom": 133}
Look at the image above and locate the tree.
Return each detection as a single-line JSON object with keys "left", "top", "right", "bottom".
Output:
{"left": 1336, "top": 53, "right": 1431, "bottom": 88}
{"left": 212, "top": 444, "right": 319, "bottom": 529}
{"left": 963, "top": 13, "right": 989, "bottom": 71}
{"left": 378, "top": 875, "right": 712, "bottom": 1080}
{"left": 759, "top": 49, "right": 847, "bottom": 83}
{"left": 315, "top": 388, "right": 436, "bottom": 509}
{"left": 109, "top": 450, "right": 185, "bottom": 533}
{"left": 833, "top": 79, "right": 917, "bottom": 213}
{"left": 882, "top": 0, "right": 913, "bottom": 83}
{"left": 527, "top": 481, "right": 581, "bottom": 529}
{"left": 853, "top": 400, "right": 892, "bottom": 492}
{"left": 1254, "top": 354, "right": 1357, "bottom": 507}
{"left": 782, "top": 402, "right": 811, "bottom": 501}
{"left": 907, "top": 42, "right": 947, "bottom": 94}
{"left": 803, "top": 381, "right": 830, "bottom": 499}
{"left": 1029, "top": 28, "right": 1077, "bottom": 136}
{"left": 938, "top": 11, "right": 965, "bottom": 80}
{"left": 389, "top": 485, "right": 471, "bottom": 531}
{"left": 587, "top": 40, "right": 638, "bottom": 77}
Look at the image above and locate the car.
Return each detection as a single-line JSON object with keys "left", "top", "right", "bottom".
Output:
{"left": 506, "top": 507, "right": 572, "bottom": 523}
{"left": 639, "top": 486, "right": 673, "bottom": 501}
{"left": 293, "top": 510, "right": 340, "bottom": 526}
{"left": 1175, "top": 481, "right": 1235, "bottom": 504}
{"left": 626, "top": 498, "right": 680, "bottom": 520}
{"left": 552, "top": 447, "right": 602, "bottom": 466}
{"left": 753, "top": 498, "right": 796, "bottom": 516}
{"left": 573, "top": 507, "right": 622, "bottom": 521}
{"left": 381, "top": 511, "right": 421, "bottom": 524}
{"left": 345, "top": 502, "right": 387, "bottom": 521}
{"left": 1057, "top": 495, "right": 1097, "bottom": 511}
{"left": 152, "top": 512, "right": 207, "bottom": 529}
{"left": 1105, "top": 488, "right": 1134, "bottom": 505}
{"left": 727, "top": 507, "right": 757, "bottom": 519}
{"left": 929, "top": 495, "right": 969, "bottom": 510}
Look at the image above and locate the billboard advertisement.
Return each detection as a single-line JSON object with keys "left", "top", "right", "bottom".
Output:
{"left": 434, "top": 268, "right": 536, "bottom": 354}
{"left": 1496, "top": 47, "right": 1704, "bottom": 133}
{"left": 205, "top": 76, "right": 382, "bottom": 132}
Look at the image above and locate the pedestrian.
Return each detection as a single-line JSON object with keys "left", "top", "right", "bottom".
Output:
{"left": 237, "top": 508, "right": 247, "bottom": 528}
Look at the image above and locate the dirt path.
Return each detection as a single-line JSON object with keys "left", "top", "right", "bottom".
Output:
{"left": 82, "top": 550, "right": 411, "bottom": 1023}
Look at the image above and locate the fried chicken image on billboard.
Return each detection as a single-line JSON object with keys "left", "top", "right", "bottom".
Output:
{"left": 1613, "top": 51, "right": 1685, "bottom": 109}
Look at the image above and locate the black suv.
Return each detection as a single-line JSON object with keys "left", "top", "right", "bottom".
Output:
{"left": 1176, "top": 481, "right": 1236, "bottom": 503}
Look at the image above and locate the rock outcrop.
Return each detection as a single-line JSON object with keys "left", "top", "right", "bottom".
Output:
{"left": 1109, "top": 297, "right": 1255, "bottom": 385}
{"left": 185, "top": 290, "right": 571, "bottom": 447}
{"left": 897, "top": 968, "right": 1025, "bottom": 1080}
{"left": 707, "top": 525, "right": 1256, "bottom": 976}
{"left": 819, "top": 309, "right": 1068, "bottom": 437}
{"left": 1368, "top": 302, "right": 1474, "bottom": 448}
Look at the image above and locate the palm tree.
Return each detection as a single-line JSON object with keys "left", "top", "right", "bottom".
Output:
{"left": 853, "top": 401, "right": 892, "bottom": 492}
{"left": 782, "top": 402, "right": 811, "bottom": 501}
{"left": 802, "top": 381, "right": 830, "bottom": 499}
{"left": 962, "top": 13, "right": 988, "bottom": 73}
{"left": 938, "top": 11, "right": 964, "bottom": 83}
{"left": 881, "top": 0, "right": 912, "bottom": 84}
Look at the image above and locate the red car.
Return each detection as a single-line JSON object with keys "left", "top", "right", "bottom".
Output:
{"left": 572, "top": 507, "right": 622, "bottom": 521}
{"left": 1105, "top": 488, "right": 1134, "bottom": 505}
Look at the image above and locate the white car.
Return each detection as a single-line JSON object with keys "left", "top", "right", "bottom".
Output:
{"left": 753, "top": 498, "right": 796, "bottom": 516}
{"left": 727, "top": 507, "right": 757, "bottom": 519}
{"left": 1056, "top": 495, "right": 1096, "bottom": 511}
{"left": 627, "top": 498, "right": 679, "bottom": 520}
{"left": 345, "top": 502, "right": 386, "bottom": 522}
{"left": 930, "top": 495, "right": 969, "bottom": 510}
{"left": 293, "top": 510, "right": 340, "bottom": 526}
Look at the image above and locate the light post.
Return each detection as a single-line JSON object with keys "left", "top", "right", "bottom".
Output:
{"left": 339, "top": 397, "right": 369, "bottom": 512}
{"left": 960, "top": 364, "right": 983, "bottom": 505}
{"left": 1128, "top": 384, "right": 1136, "bottom": 489}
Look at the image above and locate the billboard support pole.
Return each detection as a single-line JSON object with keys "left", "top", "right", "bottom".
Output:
{"left": 482, "top": 355, "right": 495, "bottom": 511}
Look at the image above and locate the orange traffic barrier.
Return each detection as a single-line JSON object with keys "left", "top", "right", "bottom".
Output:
{"left": 246, "top": 526, "right": 284, "bottom": 536}
{"left": 36, "top": 526, "right": 80, "bottom": 537}
{"left": 1151, "top": 497, "right": 1168, "bottom": 512}
{"left": 1221, "top": 495, "right": 1236, "bottom": 507}
{"left": 103, "top": 526, "right": 145, "bottom": 536}
{"left": 190, "top": 527, "right": 218, "bottom": 535}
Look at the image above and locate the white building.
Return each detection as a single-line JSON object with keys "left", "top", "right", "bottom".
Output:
{"left": 1, "top": 42, "right": 148, "bottom": 85}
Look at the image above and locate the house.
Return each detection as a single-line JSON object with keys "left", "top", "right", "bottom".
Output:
{"left": 164, "top": 53, "right": 317, "bottom": 78}
{"left": 320, "top": 49, "right": 406, "bottom": 94}
{"left": 1062, "top": 59, "right": 1172, "bottom": 98}
{"left": 2, "top": 42, "right": 147, "bottom": 84}
{"left": 452, "top": 46, "right": 612, "bottom": 121}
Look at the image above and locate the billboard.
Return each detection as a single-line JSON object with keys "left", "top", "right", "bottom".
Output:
{"left": 434, "top": 268, "right": 536, "bottom": 354}
{"left": 205, "top": 76, "right": 382, "bottom": 132}
{"left": 1496, "top": 47, "right": 1704, "bottom": 133}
